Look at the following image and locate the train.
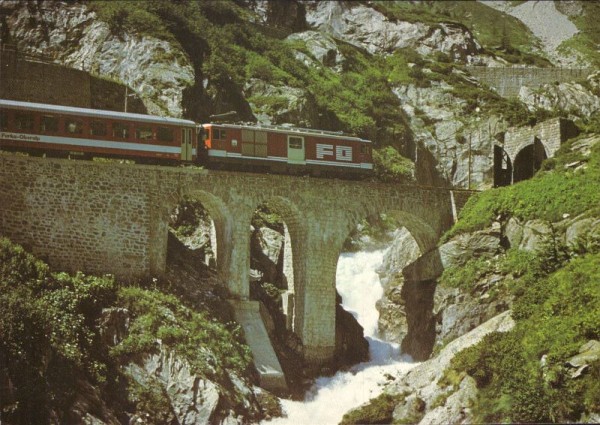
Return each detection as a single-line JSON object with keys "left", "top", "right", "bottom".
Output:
{"left": 0, "top": 99, "right": 374, "bottom": 177}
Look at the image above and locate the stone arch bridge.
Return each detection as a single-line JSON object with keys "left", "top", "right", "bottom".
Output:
{"left": 0, "top": 153, "right": 473, "bottom": 366}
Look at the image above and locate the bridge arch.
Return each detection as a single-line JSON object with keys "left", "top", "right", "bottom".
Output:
{"left": 493, "top": 144, "right": 512, "bottom": 187}
{"left": 342, "top": 202, "right": 440, "bottom": 255}
{"left": 248, "top": 196, "right": 306, "bottom": 335}
{"left": 175, "top": 189, "right": 233, "bottom": 278}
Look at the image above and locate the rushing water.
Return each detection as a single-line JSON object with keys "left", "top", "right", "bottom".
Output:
{"left": 264, "top": 249, "right": 416, "bottom": 425}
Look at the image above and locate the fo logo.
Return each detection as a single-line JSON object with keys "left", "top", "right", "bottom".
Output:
{"left": 316, "top": 144, "right": 352, "bottom": 162}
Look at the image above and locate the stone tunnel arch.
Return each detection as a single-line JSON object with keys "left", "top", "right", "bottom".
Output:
{"left": 513, "top": 137, "right": 548, "bottom": 183}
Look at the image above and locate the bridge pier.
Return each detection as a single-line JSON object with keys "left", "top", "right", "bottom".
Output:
{"left": 294, "top": 224, "right": 345, "bottom": 367}
{"left": 221, "top": 210, "right": 254, "bottom": 299}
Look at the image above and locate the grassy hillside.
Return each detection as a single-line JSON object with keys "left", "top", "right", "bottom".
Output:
{"left": 559, "top": 1, "right": 600, "bottom": 67}
{"left": 438, "top": 132, "right": 600, "bottom": 422}
{"left": 444, "top": 249, "right": 600, "bottom": 423}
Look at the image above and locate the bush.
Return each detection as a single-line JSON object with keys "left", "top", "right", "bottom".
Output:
{"left": 340, "top": 393, "right": 403, "bottom": 425}
{"left": 373, "top": 146, "right": 415, "bottom": 183}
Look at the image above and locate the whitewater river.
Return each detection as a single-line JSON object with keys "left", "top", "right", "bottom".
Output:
{"left": 263, "top": 249, "right": 417, "bottom": 425}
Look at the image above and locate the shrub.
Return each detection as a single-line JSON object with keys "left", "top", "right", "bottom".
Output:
{"left": 373, "top": 146, "right": 415, "bottom": 183}
{"left": 340, "top": 393, "right": 403, "bottom": 425}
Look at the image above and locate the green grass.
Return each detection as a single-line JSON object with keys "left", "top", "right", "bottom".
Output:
{"left": 340, "top": 393, "right": 405, "bottom": 425}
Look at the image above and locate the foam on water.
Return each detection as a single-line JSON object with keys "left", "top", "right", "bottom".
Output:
{"left": 263, "top": 248, "right": 416, "bottom": 425}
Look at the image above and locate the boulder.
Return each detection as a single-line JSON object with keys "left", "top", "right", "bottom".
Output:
{"left": 505, "top": 216, "right": 524, "bottom": 248}
{"left": 519, "top": 219, "right": 554, "bottom": 251}
{"left": 392, "top": 393, "right": 426, "bottom": 424}
{"left": 335, "top": 303, "right": 369, "bottom": 367}
{"left": 438, "top": 228, "right": 502, "bottom": 269}
{"left": 566, "top": 340, "right": 600, "bottom": 369}
{"left": 99, "top": 307, "right": 130, "bottom": 347}
{"left": 419, "top": 375, "right": 477, "bottom": 425}
{"left": 126, "top": 344, "right": 241, "bottom": 425}
{"left": 286, "top": 30, "right": 345, "bottom": 71}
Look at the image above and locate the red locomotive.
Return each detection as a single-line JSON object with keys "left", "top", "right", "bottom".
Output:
{"left": 203, "top": 123, "right": 373, "bottom": 176}
{"left": 0, "top": 99, "right": 374, "bottom": 177}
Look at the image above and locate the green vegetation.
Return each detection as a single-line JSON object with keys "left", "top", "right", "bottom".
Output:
{"left": 170, "top": 199, "right": 211, "bottom": 238}
{"left": 373, "top": 146, "right": 415, "bottom": 183}
{"left": 447, "top": 250, "right": 600, "bottom": 423}
{"left": 443, "top": 138, "right": 600, "bottom": 241}
{"left": 252, "top": 204, "right": 284, "bottom": 233}
{"left": 438, "top": 128, "right": 600, "bottom": 422}
{"left": 112, "top": 287, "right": 251, "bottom": 377}
{"left": 0, "top": 236, "right": 252, "bottom": 421}
{"left": 340, "top": 393, "right": 405, "bottom": 425}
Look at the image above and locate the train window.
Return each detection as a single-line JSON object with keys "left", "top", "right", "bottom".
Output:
{"left": 41, "top": 115, "right": 58, "bottom": 133}
{"left": 0, "top": 111, "right": 7, "bottom": 131}
{"left": 288, "top": 136, "right": 303, "bottom": 149}
{"left": 136, "top": 126, "right": 153, "bottom": 140}
{"left": 113, "top": 122, "right": 129, "bottom": 139}
{"left": 90, "top": 121, "right": 107, "bottom": 136}
{"left": 157, "top": 126, "right": 174, "bottom": 142}
{"left": 202, "top": 128, "right": 210, "bottom": 141}
{"left": 15, "top": 113, "right": 34, "bottom": 131}
{"left": 65, "top": 119, "right": 83, "bottom": 135}
{"left": 213, "top": 129, "right": 226, "bottom": 140}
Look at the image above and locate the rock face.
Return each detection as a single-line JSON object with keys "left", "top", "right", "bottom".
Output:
{"left": 347, "top": 311, "right": 515, "bottom": 425}
{"left": 303, "top": 1, "right": 485, "bottom": 63}
{"left": 377, "top": 228, "right": 422, "bottom": 344}
{"left": 394, "top": 81, "right": 507, "bottom": 189}
{"left": 251, "top": 225, "right": 284, "bottom": 284}
{"left": 126, "top": 344, "right": 259, "bottom": 425}
{"left": 286, "top": 30, "right": 345, "bottom": 72}
{"left": 3, "top": 0, "right": 194, "bottom": 116}
{"left": 519, "top": 71, "right": 600, "bottom": 121}
{"left": 244, "top": 79, "right": 315, "bottom": 126}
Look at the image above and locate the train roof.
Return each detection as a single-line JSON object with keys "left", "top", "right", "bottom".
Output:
{"left": 204, "top": 122, "right": 372, "bottom": 143}
{"left": 0, "top": 99, "right": 196, "bottom": 127}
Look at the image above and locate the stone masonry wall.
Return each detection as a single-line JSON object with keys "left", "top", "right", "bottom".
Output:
{"left": 0, "top": 153, "right": 163, "bottom": 279}
{"left": 502, "top": 117, "right": 576, "bottom": 163}
{"left": 467, "top": 66, "right": 592, "bottom": 97}
{"left": 0, "top": 49, "right": 145, "bottom": 113}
